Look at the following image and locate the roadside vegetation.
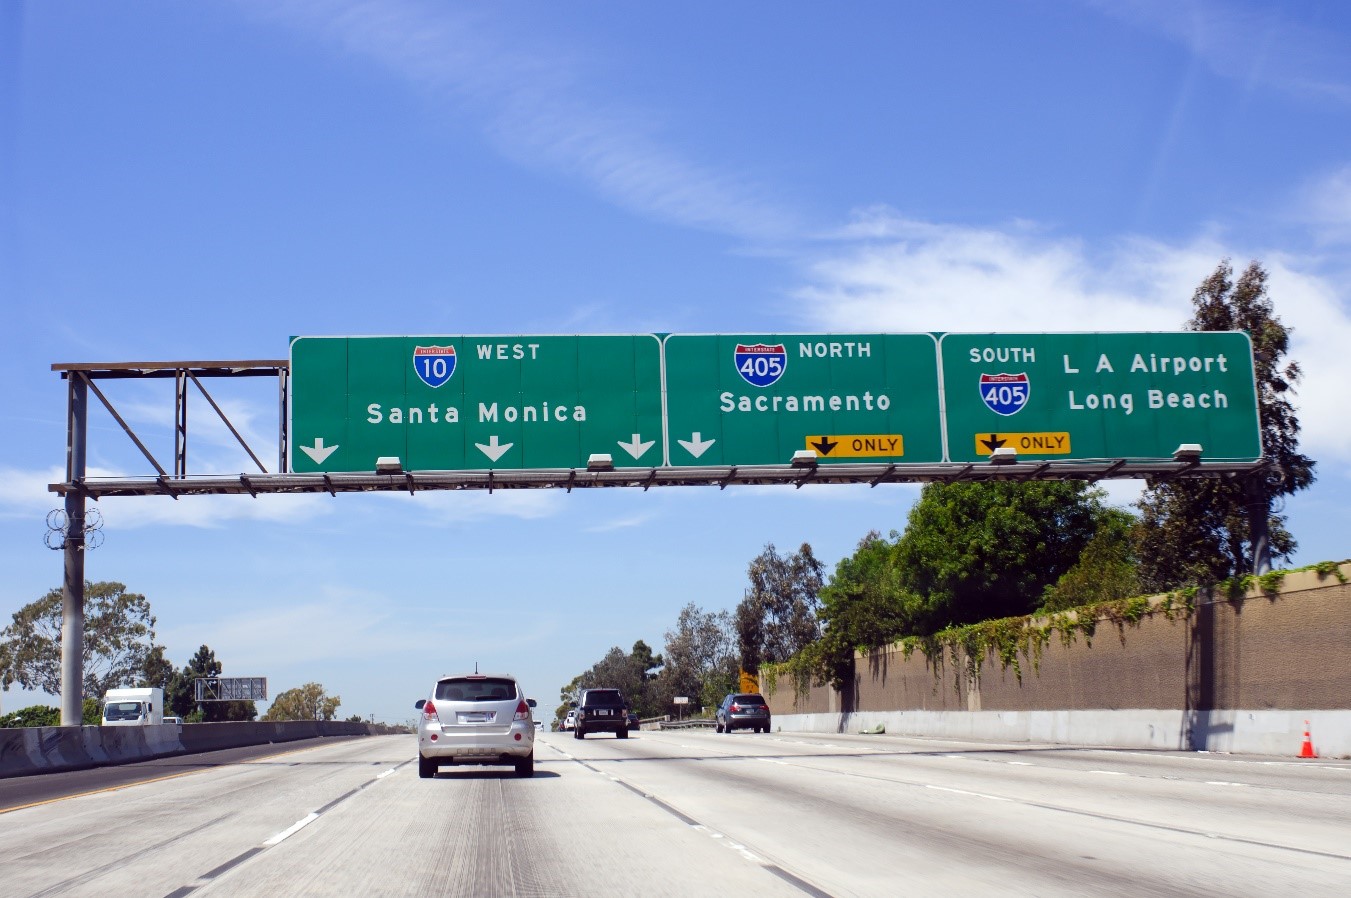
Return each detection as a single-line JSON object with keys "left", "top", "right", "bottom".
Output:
{"left": 0, "top": 586, "right": 344, "bottom": 726}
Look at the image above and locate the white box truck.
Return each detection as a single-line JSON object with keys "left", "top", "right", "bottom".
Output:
{"left": 101, "top": 687, "right": 164, "bottom": 726}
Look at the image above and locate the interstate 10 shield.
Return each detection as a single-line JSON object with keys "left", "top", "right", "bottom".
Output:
{"left": 412, "top": 345, "right": 457, "bottom": 388}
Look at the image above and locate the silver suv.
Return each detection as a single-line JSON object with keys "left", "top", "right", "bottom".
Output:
{"left": 416, "top": 673, "right": 536, "bottom": 778}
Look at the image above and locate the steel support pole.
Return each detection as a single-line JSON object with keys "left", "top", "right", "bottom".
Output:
{"left": 174, "top": 369, "right": 188, "bottom": 478}
{"left": 1246, "top": 474, "right": 1272, "bottom": 576}
{"left": 60, "top": 375, "right": 89, "bottom": 726}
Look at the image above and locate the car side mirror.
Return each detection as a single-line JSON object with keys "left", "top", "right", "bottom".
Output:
{"left": 570, "top": 701, "right": 578, "bottom": 708}
{"left": 414, "top": 699, "right": 426, "bottom": 710}
{"left": 527, "top": 698, "right": 537, "bottom": 708}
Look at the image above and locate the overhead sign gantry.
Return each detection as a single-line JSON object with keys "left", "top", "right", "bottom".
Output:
{"left": 45, "top": 331, "right": 1270, "bottom": 726}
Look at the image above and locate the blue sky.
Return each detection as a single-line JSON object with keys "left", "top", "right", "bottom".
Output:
{"left": 2, "top": 1, "right": 1349, "bottom": 723}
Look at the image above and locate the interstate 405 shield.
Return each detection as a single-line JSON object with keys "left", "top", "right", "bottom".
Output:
{"left": 662, "top": 333, "right": 944, "bottom": 466}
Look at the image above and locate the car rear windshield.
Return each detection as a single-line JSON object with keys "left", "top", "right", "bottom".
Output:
{"left": 582, "top": 690, "right": 624, "bottom": 707}
{"left": 436, "top": 678, "right": 517, "bottom": 702}
{"left": 735, "top": 694, "right": 767, "bottom": 705}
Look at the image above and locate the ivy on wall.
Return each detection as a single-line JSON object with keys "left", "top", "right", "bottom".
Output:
{"left": 763, "top": 561, "right": 1348, "bottom": 702}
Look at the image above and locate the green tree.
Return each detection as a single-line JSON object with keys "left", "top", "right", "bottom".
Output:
{"left": 1038, "top": 508, "right": 1142, "bottom": 613}
{"left": 0, "top": 581, "right": 160, "bottom": 698}
{"left": 630, "top": 639, "right": 664, "bottom": 683}
{"left": 815, "top": 531, "right": 914, "bottom": 688}
{"left": 1135, "top": 260, "right": 1316, "bottom": 589}
{"left": 581, "top": 646, "right": 646, "bottom": 702}
{"left": 555, "top": 674, "right": 584, "bottom": 727}
{"left": 735, "top": 543, "right": 825, "bottom": 673}
{"left": 165, "top": 645, "right": 217, "bottom": 719}
{"left": 659, "top": 603, "right": 737, "bottom": 712}
{"left": 893, "top": 481, "right": 1115, "bottom": 632}
{"left": 166, "top": 645, "right": 257, "bottom": 722}
{"left": 263, "top": 682, "right": 341, "bottom": 721}
{"left": 0, "top": 698, "right": 100, "bottom": 727}
{"left": 141, "top": 644, "right": 176, "bottom": 694}
{"left": 569, "top": 640, "right": 666, "bottom": 718}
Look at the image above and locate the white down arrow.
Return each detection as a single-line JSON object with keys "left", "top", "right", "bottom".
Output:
{"left": 617, "top": 433, "right": 655, "bottom": 460}
{"left": 300, "top": 438, "right": 339, "bottom": 464}
{"left": 475, "top": 435, "right": 514, "bottom": 462}
{"left": 677, "top": 432, "right": 716, "bottom": 459}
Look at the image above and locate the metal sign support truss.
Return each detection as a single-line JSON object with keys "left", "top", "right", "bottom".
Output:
{"left": 46, "top": 359, "right": 1272, "bottom": 725}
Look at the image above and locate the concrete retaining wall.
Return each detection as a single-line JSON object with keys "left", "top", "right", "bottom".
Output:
{"left": 774, "top": 708, "right": 1351, "bottom": 757}
{"left": 764, "top": 562, "right": 1351, "bottom": 758}
{"left": 0, "top": 720, "right": 401, "bottom": 779}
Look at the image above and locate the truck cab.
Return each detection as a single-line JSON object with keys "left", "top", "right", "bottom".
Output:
{"left": 101, "top": 687, "right": 164, "bottom": 726}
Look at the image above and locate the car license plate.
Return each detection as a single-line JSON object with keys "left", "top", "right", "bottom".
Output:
{"left": 458, "top": 712, "right": 495, "bottom": 723}
{"left": 597, "top": 709, "right": 610, "bottom": 716}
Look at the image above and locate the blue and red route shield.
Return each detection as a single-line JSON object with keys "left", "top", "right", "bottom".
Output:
{"left": 979, "top": 372, "right": 1030, "bottom": 416}
{"left": 734, "top": 343, "right": 787, "bottom": 388}
{"left": 413, "top": 345, "right": 457, "bottom": 388}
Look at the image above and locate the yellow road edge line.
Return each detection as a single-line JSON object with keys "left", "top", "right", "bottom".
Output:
{"left": 0, "top": 768, "right": 202, "bottom": 814}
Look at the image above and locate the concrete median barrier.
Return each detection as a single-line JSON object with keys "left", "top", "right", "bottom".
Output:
{"left": 0, "top": 720, "right": 400, "bottom": 778}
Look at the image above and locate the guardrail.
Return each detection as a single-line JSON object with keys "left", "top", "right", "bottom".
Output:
{"left": 658, "top": 718, "right": 716, "bottom": 730}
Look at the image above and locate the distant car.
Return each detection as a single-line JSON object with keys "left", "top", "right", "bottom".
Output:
{"left": 716, "top": 693, "right": 771, "bottom": 734}
{"left": 627, "top": 711, "right": 641, "bottom": 731}
{"left": 562, "top": 710, "right": 576, "bottom": 731}
{"left": 573, "top": 688, "right": 629, "bottom": 739}
{"left": 535, "top": 718, "right": 545, "bottom": 731}
{"left": 415, "top": 673, "right": 536, "bottom": 778}
{"left": 162, "top": 716, "right": 182, "bottom": 725}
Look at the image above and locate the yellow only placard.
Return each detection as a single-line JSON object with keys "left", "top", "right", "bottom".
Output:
{"left": 804, "top": 434, "right": 904, "bottom": 458}
{"left": 974, "top": 432, "right": 1072, "bottom": 455}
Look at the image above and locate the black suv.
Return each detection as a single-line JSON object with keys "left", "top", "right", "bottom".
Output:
{"left": 573, "top": 688, "right": 630, "bottom": 739}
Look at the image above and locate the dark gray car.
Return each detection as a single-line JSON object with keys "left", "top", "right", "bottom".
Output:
{"left": 716, "top": 693, "right": 771, "bottom": 733}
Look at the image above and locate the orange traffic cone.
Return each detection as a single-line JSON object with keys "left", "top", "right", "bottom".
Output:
{"left": 1298, "top": 720, "right": 1317, "bottom": 759}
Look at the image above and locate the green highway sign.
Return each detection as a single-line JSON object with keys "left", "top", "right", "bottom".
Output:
{"left": 939, "top": 332, "right": 1262, "bottom": 463}
{"left": 289, "top": 331, "right": 1263, "bottom": 474}
{"left": 289, "top": 335, "right": 663, "bottom": 472}
{"left": 662, "top": 334, "right": 944, "bottom": 466}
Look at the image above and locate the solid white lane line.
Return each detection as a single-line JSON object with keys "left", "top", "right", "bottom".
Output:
{"left": 925, "top": 784, "right": 1010, "bottom": 801}
{"left": 264, "top": 812, "right": 319, "bottom": 846}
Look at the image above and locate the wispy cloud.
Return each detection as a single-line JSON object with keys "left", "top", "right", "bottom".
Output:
{"left": 799, "top": 209, "right": 1222, "bottom": 331}
{"left": 238, "top": 0, "right": 798, "bottom": 241}
{"left": 0, "top": 463, "right": 565, "bottom": 530}
{"left": 1085, "top": 0, "right": 1351, "bottom": 103}
{"left": 584, "top": 512, "right": 656, "bottom": 533}
{"left": 367, "top": 487, "right": 565, "bottom": 523}
{"left": 164, "top": 584, "right": 560, "bottom": 674}
{"left": 794, "top": 208, "right": 1351, "bottom": 465}
{"left": 0, "top": 464, "right": 337, "bottom": 528}
{"left": 1296, "top": 166, "right": 1351, "bottom": 247}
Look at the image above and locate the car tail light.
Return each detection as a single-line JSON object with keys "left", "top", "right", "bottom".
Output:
{"left": 422, "top": 700, "right": 440, "bottom": 723}
{"left": 730, "top": 702, "right": 741, "bottom": 713}
{"left": 514, "top": 700, "right": 530, "bottom": 721}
